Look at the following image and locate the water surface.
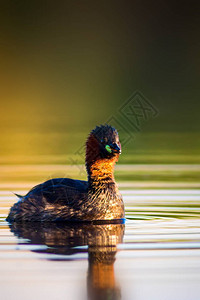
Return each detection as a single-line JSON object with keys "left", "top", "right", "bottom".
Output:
{"left": 0, "top": 165, "right": 200, "bottom": 300}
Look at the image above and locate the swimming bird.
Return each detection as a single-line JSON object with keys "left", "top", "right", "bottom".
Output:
{"left": 7, "top": 125, "right": 124, "bottom": 222}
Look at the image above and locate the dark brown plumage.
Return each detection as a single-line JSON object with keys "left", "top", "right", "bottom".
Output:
{"left": 7, "top": 125, "right": 125, "bottom": 222}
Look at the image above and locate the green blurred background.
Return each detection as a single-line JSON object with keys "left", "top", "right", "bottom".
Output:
{"left": 0, "top": 0, "right": 199, "bottom": 165}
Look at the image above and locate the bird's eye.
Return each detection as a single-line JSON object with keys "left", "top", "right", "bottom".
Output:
{"left": 105, "top": 145, "right": 112, "bottom": 153}
{"left": 101, "top": 138, "right": 108, "bottom": 144}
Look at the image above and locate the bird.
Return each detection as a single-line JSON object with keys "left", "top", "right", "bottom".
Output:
{"left": 7, "top": 124, "right": 125, "bottom": 222}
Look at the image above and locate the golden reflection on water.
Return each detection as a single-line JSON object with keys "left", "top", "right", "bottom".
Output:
{"left": 10, "top": 222, "right": 125, "bottom": 300}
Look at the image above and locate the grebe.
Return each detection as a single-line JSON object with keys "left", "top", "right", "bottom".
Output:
{"left": 7, "top": 125, "right": 124, "bottom": 222}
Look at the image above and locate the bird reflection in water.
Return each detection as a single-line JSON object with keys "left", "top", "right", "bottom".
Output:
{"left": 10, "top": 221, "right": 125, "bottom": 300}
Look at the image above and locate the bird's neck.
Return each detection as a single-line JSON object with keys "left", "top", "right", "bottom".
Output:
{"left": 89, "top": 158, "right": 114, "bottom": 179}
{"left": 87, "top": 160, "right": 118, "bottom": 196}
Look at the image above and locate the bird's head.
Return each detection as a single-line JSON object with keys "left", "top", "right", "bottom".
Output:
{"left": 86, "top": 125, "right": 121, "bottom": 175}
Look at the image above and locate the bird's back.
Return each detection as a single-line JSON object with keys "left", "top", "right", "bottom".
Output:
{"left": 7, "top": 178, "right": 88, "bottom": 222}
{"left": 27, "top": 178, "right": 88, "bottom": 203}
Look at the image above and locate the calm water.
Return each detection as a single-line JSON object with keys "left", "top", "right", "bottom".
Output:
{"left": 0, "top": 165, "right": 200, "bottom": 300}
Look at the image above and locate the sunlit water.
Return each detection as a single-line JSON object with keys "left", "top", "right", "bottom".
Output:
{"left": 0, "top": 170, "right": 200, "bottom": 300}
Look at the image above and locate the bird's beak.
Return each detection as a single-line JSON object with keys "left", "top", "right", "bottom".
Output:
{"left": 110, "top": 143, "right": 121, "bottom": 154}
